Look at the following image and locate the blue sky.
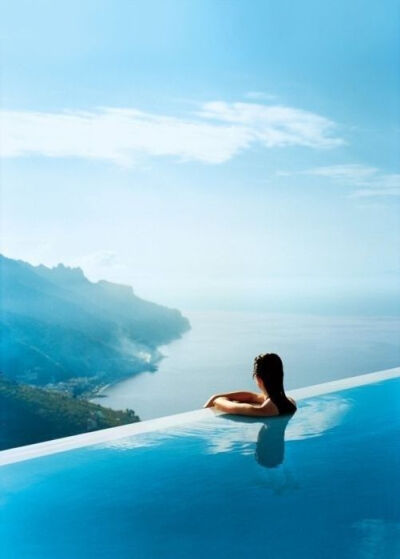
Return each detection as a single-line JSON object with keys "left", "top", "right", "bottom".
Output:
{"left": 1, "top": 0, "right": 399, "bottom": 311}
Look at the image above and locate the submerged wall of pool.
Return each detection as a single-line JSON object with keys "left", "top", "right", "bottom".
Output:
{"left": 1, "top": 367, "right": 399, "bottom": 559}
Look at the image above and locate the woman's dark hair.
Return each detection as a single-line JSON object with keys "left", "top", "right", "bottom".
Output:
{"left": 253, "top": 353, "right": 295, "bottom": 415}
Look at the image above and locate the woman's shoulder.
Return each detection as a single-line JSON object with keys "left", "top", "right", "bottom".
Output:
{"left": 263, "top": 395, "right": 297, "bottom": 416}
{"left": 260, "top": 398, "right": 280, "bottom": 416}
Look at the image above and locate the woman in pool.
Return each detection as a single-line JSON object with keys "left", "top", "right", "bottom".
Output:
{"left": 204, "top": 353, "right": 296, "bottom": 417}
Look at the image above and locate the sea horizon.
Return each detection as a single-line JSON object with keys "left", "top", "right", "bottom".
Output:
{"left": 91, "top": 307, "right": 400, "bottom": 420}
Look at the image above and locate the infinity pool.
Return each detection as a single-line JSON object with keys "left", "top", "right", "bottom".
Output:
{"left": 1, "top": 369, "right": 399, "bottom": 559}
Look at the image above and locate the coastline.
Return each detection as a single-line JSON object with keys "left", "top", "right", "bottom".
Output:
{"left": 87, "top": 348, "right": 171, "bottom": 401}
{"left": 45, "top": 343, "right": 175, "bottom": 402}
{"left": 87, "top": 309, "right": 400, "bottom": 420}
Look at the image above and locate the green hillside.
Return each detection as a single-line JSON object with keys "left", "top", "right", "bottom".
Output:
{"left": 0, "top": 375, "right": 140, "bottom": 450}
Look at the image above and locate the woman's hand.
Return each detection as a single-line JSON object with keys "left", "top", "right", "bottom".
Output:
{"left": 203, "top": 394, "right": 220, "bottom": 408}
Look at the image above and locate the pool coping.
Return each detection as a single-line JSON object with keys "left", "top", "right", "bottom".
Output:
{"left": 1, "top": 366, "right": 399, "bottom": 466}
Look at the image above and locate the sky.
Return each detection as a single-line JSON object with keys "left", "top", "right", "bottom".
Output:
{"left": 1, "top": 0, "right": 399, "bottom": 312}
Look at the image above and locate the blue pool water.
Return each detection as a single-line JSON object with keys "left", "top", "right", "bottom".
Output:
{"left": 1, "top": 376, "right": 400, "bottom": 558}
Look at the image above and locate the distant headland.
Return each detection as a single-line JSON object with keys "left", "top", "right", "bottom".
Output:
{"left": 0, "top": 254, "right": 190, "bottom": 395}
{"left": 0, "top": 254, "right": 190, "bottom": 448}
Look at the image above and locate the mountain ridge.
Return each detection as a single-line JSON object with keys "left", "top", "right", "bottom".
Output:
{"left": 0, "top": 254, "right": 190, "bottom": 392}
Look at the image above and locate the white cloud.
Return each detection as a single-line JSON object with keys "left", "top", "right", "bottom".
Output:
{"left": 0, "top": 102, "right": 343, "bottom": 166}
{"left": 351, "top": 173, "right": 400, "bottom": 198}
{"left": 304, "top": 164, "right": 379, "bottom": 182}
{"left": 281, "top": 164, "right": 400, "bottom": 197}
{"left": 199, "top": 101, "right": 343, "bottom": 149}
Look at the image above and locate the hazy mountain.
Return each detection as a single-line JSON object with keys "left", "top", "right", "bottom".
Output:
{"left": 0, "top": 254, "right": 190, "bottom": 390}
{"left": 0, "top": 374, "right": 139, "bottom": 450}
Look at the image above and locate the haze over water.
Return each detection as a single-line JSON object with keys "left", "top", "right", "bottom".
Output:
{"left": 2, "top": 3, "right": 399, "bottom": 423}
{"left": 92, "top": 309, "right": 400, "bottom": 419}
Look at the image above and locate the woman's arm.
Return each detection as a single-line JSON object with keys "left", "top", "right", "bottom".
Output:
{"left": 203, "top": 391, "right": 265, "bottom": 408}
{"left": 212, "top": 396, "right": 277, "bottom": 417}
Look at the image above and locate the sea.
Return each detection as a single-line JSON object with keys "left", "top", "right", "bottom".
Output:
{"left": 91, "top": 310, "right": 400, "bottom": 420}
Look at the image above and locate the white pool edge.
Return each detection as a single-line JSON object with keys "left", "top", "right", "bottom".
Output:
{"left": 1, "top": 366, "right": 399, "bottom": 467}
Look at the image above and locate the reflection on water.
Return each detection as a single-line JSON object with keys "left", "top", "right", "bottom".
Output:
{"left": 217, "top": 413, "right": 293, "bottom": 467}
{"left": 255, "top": 415, "right": 292, "bottom": 468}
{"left": 255, "top": 416, "right": 300, "bottom": 495}
{"left": 99, "top": 393, "right": 351, "bottom": 501}
{"left": 207, "top": 395, "right": 351, "bottom": 495}
{"left": 3, "top": 379, "right": 399, "bottom": 559}
{"left": 286, "top": 395, "right": 351, "bottom": 440}
{"left": 212, "top": 393, "right": 351, "bottom": 456}
{"left": 220, "top": 413, "right": 300, "bottom": 495}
